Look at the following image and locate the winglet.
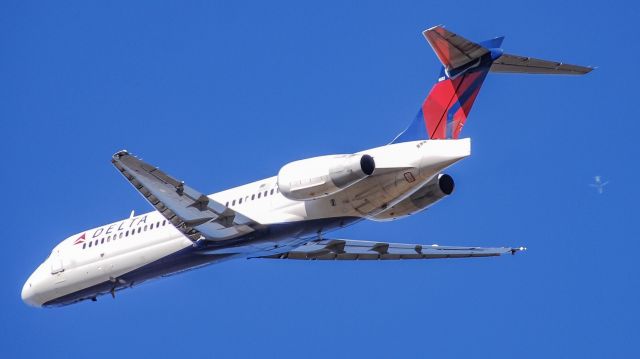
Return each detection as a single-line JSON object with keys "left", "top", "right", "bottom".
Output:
{"left": 510, "top": 246, "right": 527, "bottom": 255}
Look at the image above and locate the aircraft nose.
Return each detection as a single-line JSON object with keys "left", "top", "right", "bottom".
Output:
{"left": 21, "top": 274, "right": 42, "bottom": 308}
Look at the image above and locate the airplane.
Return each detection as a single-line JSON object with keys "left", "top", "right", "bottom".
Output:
{"left": 21, "top": 25, "right": 592, "bottom": 308}
{"left": 590, "top": 175, "right": 609, "bottom": 194}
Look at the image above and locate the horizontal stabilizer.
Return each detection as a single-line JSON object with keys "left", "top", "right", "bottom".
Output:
{"left": 423, "top": 25, "right": 492, "bottom": 78}
{"left": 491, "top": 53, "right": 593, "bottom": 75}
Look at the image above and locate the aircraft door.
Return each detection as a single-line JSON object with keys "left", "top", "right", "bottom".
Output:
{"left": 50, "top": 250, "right": 66, "bottom": 283}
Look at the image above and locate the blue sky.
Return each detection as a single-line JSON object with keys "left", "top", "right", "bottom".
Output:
{"left": 2, "top": 1, "right": 638, "bottom": 357}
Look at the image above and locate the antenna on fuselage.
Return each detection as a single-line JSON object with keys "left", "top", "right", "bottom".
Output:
{"left": 129, "top": 210, "right": 135, "bottom": 218}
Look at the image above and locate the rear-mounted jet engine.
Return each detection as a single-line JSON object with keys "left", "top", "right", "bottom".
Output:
{"left": 278, "top": 154, "right": 375, "bottom": 200}
{"left": 372, "top": 174, "right": 454, "bottom": 220}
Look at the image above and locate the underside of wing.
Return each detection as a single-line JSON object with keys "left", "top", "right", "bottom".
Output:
{"left": 257, "top": 239, "right": 525, "bottom": 260}
{"left": 112, "top": 150, "right": 261, "bottom": 243}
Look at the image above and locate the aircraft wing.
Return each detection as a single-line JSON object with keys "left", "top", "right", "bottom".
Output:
{"left": 257, "top": 239, "right": 525, "bottom": 260}
{"left": 112, "top": 150, "right": 260, "bottom": 242}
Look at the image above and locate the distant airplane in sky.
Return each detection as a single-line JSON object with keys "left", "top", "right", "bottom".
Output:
{"left": 590, "top": 176, "right": 609, "bottom": 194}
{"left": 22, "top": 26, "right": 592, "bottom": 307}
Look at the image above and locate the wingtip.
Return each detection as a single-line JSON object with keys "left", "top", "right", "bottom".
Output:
{"left": 510, "top": 246, "right": 527, "bottom": 255}
{"left": 576, "top": 65, "right": 595, "bottom": 74}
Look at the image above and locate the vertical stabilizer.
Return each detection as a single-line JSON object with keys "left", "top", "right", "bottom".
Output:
{"left": 391, "top": 26, "right": 592, "bottom": 144}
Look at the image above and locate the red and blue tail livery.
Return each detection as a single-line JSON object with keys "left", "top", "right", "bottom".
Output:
{"left": 392, "top": 26, "right": 592, "bottom": 143}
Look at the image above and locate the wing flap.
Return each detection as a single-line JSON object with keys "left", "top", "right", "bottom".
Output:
{"left": 112, "top": 150, "right": 259, "bottom": 242}
{"left": 259, "top": 239, "right": 524, "bottom": 260}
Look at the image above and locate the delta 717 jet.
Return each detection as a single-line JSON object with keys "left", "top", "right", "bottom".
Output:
{"left": 22, "top": 26, "right": 591, "bottom": 307}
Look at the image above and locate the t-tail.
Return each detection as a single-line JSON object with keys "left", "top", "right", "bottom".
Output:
{"left": 391, "top": 25, "right": 592, "bottom": 143}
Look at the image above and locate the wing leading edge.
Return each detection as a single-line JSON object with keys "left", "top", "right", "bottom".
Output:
{"left": 112, "top": 150, "right": 261, "bottom": 243}
{"left": 257, "top": 239, "right": 525, "bottom": 260}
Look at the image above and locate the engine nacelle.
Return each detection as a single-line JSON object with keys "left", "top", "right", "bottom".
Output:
{"left": 371, "top": 173, "right": 454, "bottom": 221}
{"left": 277, "top": 154, "right": 375, "bottom": 201}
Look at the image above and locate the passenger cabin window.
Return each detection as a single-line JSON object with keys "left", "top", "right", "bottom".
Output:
{"left": 150, "top": 223, "right": 154, "bottom": 230}
{"left": 251, "top": 194, "right": 255, "bottom": 200}
{"left": 232, "top": 200, "right": 236, "bottom": 206}
{"left": 163, "top": 220, "right": 166, "bottom": 226}
{"left": 239, "top": 198, "right": 242, "bottom": 204}
{"left": 83, "top": 243, "right": 86, "bottom": 249}
{"left": 138, "top": 228, "right": 141, "bottom": 234}
{"left": 144, "top": 225, "right": 148, "bottom": 231}
{"left": 89, "top": 242, "right": 92, "bottom": 248}
{"left": 270, "top": 189, "right": 274, "bottom": 195}
{"left": 258, "top": 193, "right": 261, "bottom": 199}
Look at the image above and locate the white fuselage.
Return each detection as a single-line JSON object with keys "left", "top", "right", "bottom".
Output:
{"left": 22, "top": 139, "right": 470, "bottom": 307}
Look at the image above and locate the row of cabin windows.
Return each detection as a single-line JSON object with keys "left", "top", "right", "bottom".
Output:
{"left": 225, "top": 187, "right": 278, "bottom": 207}
{"left": 82, "top": 220, "right": 168, "bottom": 250}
